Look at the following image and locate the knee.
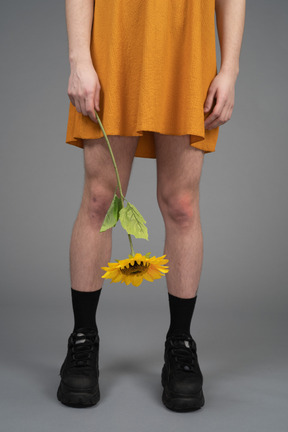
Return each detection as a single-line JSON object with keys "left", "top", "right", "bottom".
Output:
{"left": 83, "top": 184, "right": 115, "bottom": 226}
{"left": 157, "top": 190, "right": 199, "bottom": 227}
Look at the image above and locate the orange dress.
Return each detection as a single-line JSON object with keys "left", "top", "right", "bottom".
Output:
{"left": 66, "top": 0, "right": 219, "bottom": 158}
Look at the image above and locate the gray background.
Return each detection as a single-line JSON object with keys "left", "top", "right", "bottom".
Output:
{"left": 1, "top": 0, "right": 287, "bottom": 431}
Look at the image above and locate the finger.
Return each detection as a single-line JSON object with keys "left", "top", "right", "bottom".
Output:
{"left": 68, "top": 94, "right": 75, "bottom": 106}
{"left": 93, "top": 88, "right": 101, "bottom": 123}
{"left": 79, "top": 98, "right": 88, "bottom": 116}
{"left": 204, "top": 107, "right": 220, "bottom": 129}
{"left": 205, "top": 110, "right": 225, "bottom": 129}
{"left": 204, "top": 86, "right": 216, "bottom": 113}
{"left": 228, "top": 105, "right": 234, "bottom": 121}
{"left": 206, "top": 118, "right": 222, "bottom": 130}
{"left": 94, "top": 85, "right": 101, "bottom": 112}
{"left": 75, "top": 99, "right": 82, "bottom": 114}
{"left": 218, "top": 103, "right": 230, "bottom": 124}
{"left": 204, "top": 98, "right": 226, "bottom": 129}
{"left": 219, "top": 103, "right": 233, "bottom": 126}
{"left": 86, "top": 96, "right": 98, "bottom": 123}
{"left": 206, "top": 103, "right": 230, "bottom": 130}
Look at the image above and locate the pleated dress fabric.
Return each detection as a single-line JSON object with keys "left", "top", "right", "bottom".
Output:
{"left": 66, "top": 0, "right": 219, "bottom": 158}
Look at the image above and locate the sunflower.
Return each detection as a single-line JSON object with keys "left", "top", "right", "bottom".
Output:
{"left": 101, "top": 253, "right": 169, "bottom": 287}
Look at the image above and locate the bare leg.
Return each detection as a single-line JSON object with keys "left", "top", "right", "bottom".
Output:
{"left": 69, "top": 136, "right": 139, "bottom": 292}
{"left": 154, "top": 133, "right": 205, "bottom": 298}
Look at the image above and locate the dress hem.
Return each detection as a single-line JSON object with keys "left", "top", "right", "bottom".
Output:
{"left": 65, "top": 127, "right": 217, "bottom": 158}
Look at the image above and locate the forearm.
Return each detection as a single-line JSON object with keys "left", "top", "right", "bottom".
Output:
{"left": 65, "top": 0, "right": 95, "bottom": 67}
{"left": 215, "top": 0, "right": 246, "bottom": 78}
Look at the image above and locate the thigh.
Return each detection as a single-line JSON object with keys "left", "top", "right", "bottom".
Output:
{"left": 154, "top": 133, "right": 205, "bottom": 198}
{"left": 83, "top": 135, "right": 139, "bottom": 196}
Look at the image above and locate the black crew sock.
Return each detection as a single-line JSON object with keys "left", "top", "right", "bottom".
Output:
{"left": 71, "top": 287, "right": 102, "bottom": 333}
{"left": 166, "top": 292, "right": 197, "bottom": 339}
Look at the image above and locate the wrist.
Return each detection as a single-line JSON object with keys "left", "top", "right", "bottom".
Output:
{"left": 219, "top": 63, "right": 239, "bottom": 80}
{"left": 69, "top": 52, "right": 93, "bottom": 68}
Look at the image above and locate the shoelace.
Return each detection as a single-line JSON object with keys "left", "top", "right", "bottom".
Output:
{"left": 70, "top": 330, "right": 98, "bottom": 367}
{"left": 167, "top": 334, "right": 197, "bottom": 372}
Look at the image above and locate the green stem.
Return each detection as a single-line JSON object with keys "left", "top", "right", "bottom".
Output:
{"left": 95, "top": 109, "right": 135, "bottom": 256}
{"left": 95, "top": 110, "right": 124, "bottom": 204}
{"left": 128, "top": 234, "right": 135, "bottom": 256}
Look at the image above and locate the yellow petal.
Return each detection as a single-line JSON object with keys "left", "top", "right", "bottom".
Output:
{"left": 124, "top": 276, "right": 131, "bottom": 285}
{"left": 111, "top": 272, "right": 123, "bottom": 283}
{"left": 147, "top": 269, "right": 163, "bottom": 279}
{"left": 143, "top": 272, "right": 155, "bottom": 282}
{"left": 131, "top": 276, "right": 144, "bottom": 287}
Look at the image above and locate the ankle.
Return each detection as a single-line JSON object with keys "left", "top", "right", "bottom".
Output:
{"left": 71, "top": 287, "right": 102, "bottom": 331}
{"left": 166, "top": 292, "right": 197, "bottom": 339}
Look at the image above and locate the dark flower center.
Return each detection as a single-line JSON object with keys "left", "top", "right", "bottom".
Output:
{"left": 120, "top": 261, "right": 150, "bottom": 276}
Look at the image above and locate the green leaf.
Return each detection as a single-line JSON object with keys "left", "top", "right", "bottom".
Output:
{"left": 144, "top": 252, "right": 151, "bottom": 258}
{"left": 119, "top": 202, "right": 149, "bottom": 240}
{"left": 100, "top": 194, "right": 122, "bottom": 232}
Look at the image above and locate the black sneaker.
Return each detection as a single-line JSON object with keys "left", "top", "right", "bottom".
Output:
{"left": 57, "top": 328, "right": 100, "bottom": 408}
{"left": 161, "top": 332, "right": 205, "bottom": 412}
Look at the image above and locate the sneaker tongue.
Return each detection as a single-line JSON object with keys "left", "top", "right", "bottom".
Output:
{"left": 75, "top": 332, "right": 86, "bottom": 344}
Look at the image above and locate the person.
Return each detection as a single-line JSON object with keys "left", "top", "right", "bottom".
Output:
{"left": 57, "top": 0, "right": 245, "bottom": 412}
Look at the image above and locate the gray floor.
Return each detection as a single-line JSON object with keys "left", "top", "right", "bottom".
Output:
{"left": 1, "top": 289, "right": 287, "bottom": 432}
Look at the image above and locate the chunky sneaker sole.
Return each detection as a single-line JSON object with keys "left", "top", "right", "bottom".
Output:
{"left": 161, "top": 364, "right": 205, "bottom": 412}
{"left": 57, "top": 381, "right": 100, "bottom": 408}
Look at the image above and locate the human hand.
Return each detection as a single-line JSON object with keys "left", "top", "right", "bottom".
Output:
{"left": 67, "top": 60, "right": 101, "bottom": 123}
{"left": 204, "top": 70, "right": 237, "bottom": 130}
